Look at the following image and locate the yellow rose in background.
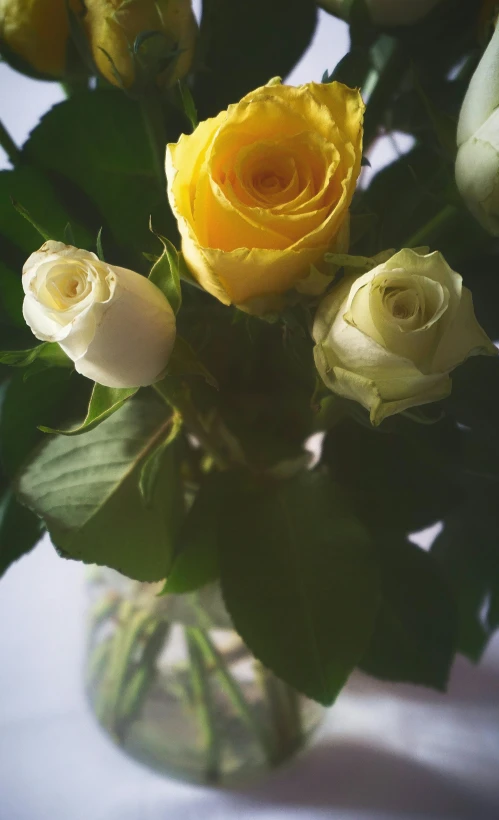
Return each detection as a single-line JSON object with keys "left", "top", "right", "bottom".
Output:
{"left": 313, "top": 249, "right": 496, "bottom": 425}
{"left": 84, "top": 0, "right": 197, "bottom": 89}
{"left": 166, "top": 81, "right": 364, "bottom": 311}
{"left": 0, "top": 0, "right": 80, "bottom": 78}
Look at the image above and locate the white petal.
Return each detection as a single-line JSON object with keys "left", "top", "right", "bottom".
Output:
{"left": 74, "top": 267, "right": 176, "bottom": 388}
{"left": 22, "top": 295, "right": 72, "bottom": 343}
{"left": 457, "top": 23, "right": 499, "bottom": 146}
{"left": 455, "top": 109, "right": 499, "bottom": 237}
{"left": 58, "top": 303, "right": 102, "bottom": 360}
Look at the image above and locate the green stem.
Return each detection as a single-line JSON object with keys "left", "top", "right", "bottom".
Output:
{"left": 405, "top": 204, "right": 458, "bottom": 248}
{"left": 189, "top": 625, "right": 275, "bottom": 764}
{"left": 317, "top": 0, "right": 349, "bottom": 19}
{"left": 140, "top": 93, "right": 167, "bottom": 186}
{"left": 61, "top": 77, "right": 90, "bottom": 97}
{"left": 153, "top": 380, "right": 230, "bottom": 470}
{"left": 118, "top": 619, "right": 170, "bottom": 734}
{"left": 363, "top": 42, "right": 409, "bottom": 149}
{"left": 256, "top": 664, "right": 303, "bottom": 764}
{"left": 0, "top": 120, "right": 20, "bottom": 166}
{"left": 94, "top": 601, "right": 151, "bottom": 735}
{"left": 186, "top": 627, "right": 221, "bottom": 783}
{"left": 86, "top": 637, "right": 113, "bottom": 690}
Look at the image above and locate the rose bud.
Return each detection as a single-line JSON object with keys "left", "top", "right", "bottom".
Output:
{"left": 22, "top": 242, "right": 176, "bottom": 389}
{"left": 313, "top": 249, "right": 496, "bottom": 425}
{"left": 83, "top": 0, "right": 197, "bottom": 90}
{"left": 456, "top": 19, "right": 499, "bottom": 236}
{"left": 0, "top": 0, "right": 82, "bottom": 79}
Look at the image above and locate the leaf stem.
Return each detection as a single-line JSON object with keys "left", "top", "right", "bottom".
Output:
{"left": 189, "top": 623, "right": 275, "bottom": 764}
{"left": 405, "top": 204, "right": 458, "bottom": 248}
{"left": 363, "top": 42, "right": 409, "bottom": 149}
{"left": 0, "top": 120, "right": 20, "bottom": 166}
{"left": 153, "top": 380, "right": 230, "bottom": 470}
{"left": 186, "top": 627, "right": 221, "bottom": 782}
{"left": 317, "top": 0, "right": 349, "bottom": 19}
{"left": 140, "top": 92, "right": 167, "bottom": 186}
{"left": 256, "top": 663, "right": 303, "bottom": 763}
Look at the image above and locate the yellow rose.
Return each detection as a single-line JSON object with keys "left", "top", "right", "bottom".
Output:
{"left": 84, "top": 0, "right": 197, "bottom": 89}
{"left": 0, "top": 0, "right": 80, "bottom": 78}
{"left": 313, "top": 249, "right": 497, "bottom": 425}
{"left": 166, "top": 81, "right": 364, "bottom": 310}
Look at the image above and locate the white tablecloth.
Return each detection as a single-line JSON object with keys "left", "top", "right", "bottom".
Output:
{"left": 1, "top": 537, "right": 498, "bottom": 820}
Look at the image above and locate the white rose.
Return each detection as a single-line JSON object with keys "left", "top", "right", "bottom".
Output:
{"left": 313, "top": 249, "right": 496, "bottom": 425}
{"left": 22, "top": 241, "right": 176, "bottom": 388}
{"left": 456, "top": 21, "right": 499, "bottom": 236}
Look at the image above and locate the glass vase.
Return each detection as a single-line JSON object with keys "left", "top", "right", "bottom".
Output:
{"left": 85, "top": 568, "right": 325, "bottom": 785}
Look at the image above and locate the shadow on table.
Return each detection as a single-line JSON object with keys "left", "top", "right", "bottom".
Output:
{"left": 232, "top": 739, "right": 498, "bottom": 819}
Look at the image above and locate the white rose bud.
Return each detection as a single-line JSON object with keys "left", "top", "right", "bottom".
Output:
{"left": 456, "top": 21, "right": 499, "bottom": 235}
{"left": 313, "top": 249, "right": 496, "bottom": 425}
{"left": 22, "top": 241, "right": 176, "bottom": 388}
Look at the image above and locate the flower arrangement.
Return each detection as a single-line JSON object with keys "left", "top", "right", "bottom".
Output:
{"left": 1, "top": 0, "right": 499, "bottom": 756}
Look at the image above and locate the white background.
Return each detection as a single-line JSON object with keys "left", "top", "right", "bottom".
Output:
{"left": 1, "top": 6, "right": 499, "bottom": 820}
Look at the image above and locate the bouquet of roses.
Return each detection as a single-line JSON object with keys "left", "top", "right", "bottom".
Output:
{"left": 1, "top": 0, "right": 499, "bottom": 775}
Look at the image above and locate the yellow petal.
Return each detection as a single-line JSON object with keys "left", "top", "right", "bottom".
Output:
{"left": 166, "top": 110, "right": 227, "bottom": 227}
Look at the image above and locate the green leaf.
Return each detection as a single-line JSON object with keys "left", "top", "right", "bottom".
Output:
{"left": 446, "top": 356, "right": 499, "bottom": 452}
{"left": 177, "top": 80, "right": 198, "bottom": 131}
{"left": 161, "top": 472, "right": 227, "bottom": 595}
{"left": 0, "top": 489, "right": 41, "bottom": 578}
{"left": 0, "top": 166, "right": 91, "bottom": 256}
{"left": 322, "top": 416, "right": 462, "bottom": 533}
{"left": 0, "top": 368, "right": 74, "bottom": 477}
{"left": 40, "top": 383, "right": 138, "bottom": 436}
{"left": 23, "top": 89, "right": 177, "bottom": 266}
{"left": 194, "top": 0, "right": 317, "bottom": 119}
{"left": 65, "top": 0, "right": 96, "bottom": 75}
{"left": 0, "top": 342, "right": 71, "bottom": 370}
{"left": 11, "top": 198, "right": 52, "bottom": 241}
{"left": 148, "top": 227, "right": 182, "bottom": 314}
{"left": 0, "top": 262, "right": 25, "bottom": 329}
{"left": 96, "top": 226, "right": 105, "bottom": 261}
{"left": 323, "top": 46, "right": 371, "bottom": 89}
{"left": 431, "top": 487, "right": 499, "bottom": 662}
{"left": 63, "top": 222, "right": 76, "bottom": 245}
{"left": 167, "top": 336, "right": 218, "bottom": 389}
{"left": 139, "top": 411, "right": 182, "bottom": 506}
{"left": 219, "top": 471, "right": 380, "bottom": 705}
{"left": 360, "top": 537, "right": 457, "bottom": 690}
{"left": 412, "top": 70, "right": 457, "bottom": 161}
{"left": 0, "top": 167, "right": 92, "bottom": 327}
{"left": 17, "top": 395, "right": 181, "bottom": 581}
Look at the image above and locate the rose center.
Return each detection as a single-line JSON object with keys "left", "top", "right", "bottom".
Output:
{"left": 43, "top": 265, "right": 93, "bottom": 310}
{"left": 66, "top": 278, "right": 83, "bottom": 298}
{"left": 253, "top": 170, "right": 285, "bottom": 194}
{"left": 384, "top": 287, "right": 420, "bottom": 322}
